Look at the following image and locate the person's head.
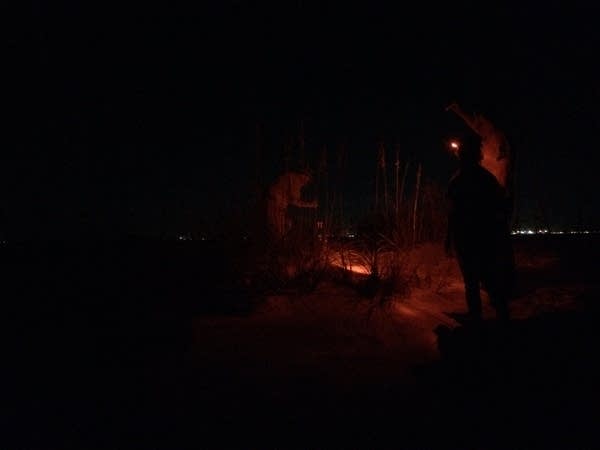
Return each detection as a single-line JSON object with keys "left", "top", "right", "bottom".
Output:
{"left": 456, "top": 133, "right": 482, "bottom": 166}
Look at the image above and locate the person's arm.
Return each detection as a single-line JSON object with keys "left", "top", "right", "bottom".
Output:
{"left": 445, "top": 223, "right": 453, "bottom": 256}
{"left": 486, "top": 172, "right": 511, "bottom": 230}
{"left": 445, "top": 191, "right": 455, "bottom": 257}
{"left": 446, "top": 102, "right": 481, "bottom": 135}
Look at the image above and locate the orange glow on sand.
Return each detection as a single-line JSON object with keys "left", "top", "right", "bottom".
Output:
{"left": 329, "top": 255, "right": 371, "bottom": 275}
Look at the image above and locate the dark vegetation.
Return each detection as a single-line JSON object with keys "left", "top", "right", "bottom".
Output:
{"left": 4, "top": 234, "right": 600, "bottom": 448}
{"left": 4, "top": 136, "right": 598, "bottom": 449}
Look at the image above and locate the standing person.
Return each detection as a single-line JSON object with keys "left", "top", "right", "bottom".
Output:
{"left": 445, "top": 133, "right": 514, "bottom": 324}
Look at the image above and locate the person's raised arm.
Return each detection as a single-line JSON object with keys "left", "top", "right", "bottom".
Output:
{"left": 446, "top": 102, "right": 481, "bottom": 135}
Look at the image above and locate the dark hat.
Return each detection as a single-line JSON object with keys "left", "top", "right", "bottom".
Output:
{"left": 456, "top": 132, "right": 482, "bottom": 164}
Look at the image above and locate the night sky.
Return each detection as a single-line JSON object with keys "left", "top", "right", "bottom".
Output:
{"left": 5, "top": 1, "right": 600, "bottom": 240}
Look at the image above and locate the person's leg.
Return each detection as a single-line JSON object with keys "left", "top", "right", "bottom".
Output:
{"left": 457, "top": 251, "right": 482, "bottom": 321}
{"left": 482, "top": 250, "right": 512, "bottom": 323}
{"left": 491, "top": 269, "right": 512, "bottom": 322}
{"left": 494, "top": 296, "right": 510, "bottom": 322}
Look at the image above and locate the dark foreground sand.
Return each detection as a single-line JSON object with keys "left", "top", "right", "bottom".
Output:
{"left": 5, "top": 235, "right": 600, "bottom": 449}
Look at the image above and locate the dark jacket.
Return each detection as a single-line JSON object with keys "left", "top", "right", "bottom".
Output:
{"left": 447, "top": 164, "right": 509, "bottom": 251}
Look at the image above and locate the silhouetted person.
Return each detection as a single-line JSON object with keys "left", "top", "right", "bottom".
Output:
{"left": 445, "top": 133, "right": 514, "bottom": 324}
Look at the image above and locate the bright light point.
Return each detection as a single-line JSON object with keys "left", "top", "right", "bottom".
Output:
{"left": 450, "top": 141, "right": 459, "bottom": 149}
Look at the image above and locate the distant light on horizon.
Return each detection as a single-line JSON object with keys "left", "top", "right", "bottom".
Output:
{"left": 511, "top": 229, "right": 600, "bottom": 236}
